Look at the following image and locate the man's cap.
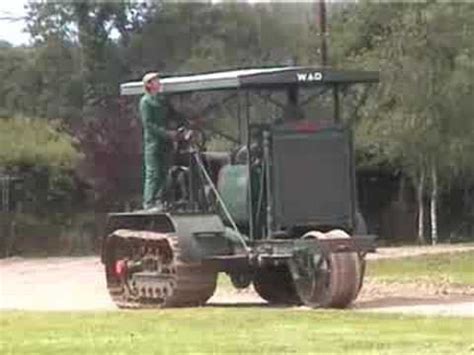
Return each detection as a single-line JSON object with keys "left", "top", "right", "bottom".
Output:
{"left": 142, "top": 72, "right": 159, "bottom": 85}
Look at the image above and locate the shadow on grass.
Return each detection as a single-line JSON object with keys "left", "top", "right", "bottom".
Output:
{"left": 205, "top": 302, "right": 297, "bottom": 309}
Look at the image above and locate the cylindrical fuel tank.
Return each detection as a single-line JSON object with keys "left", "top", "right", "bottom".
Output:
{"left": 217, "top": 165, "right": 250, "bottom": 226}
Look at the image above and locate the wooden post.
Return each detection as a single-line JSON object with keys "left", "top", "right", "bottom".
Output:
{"left": 316, "top": 0, "right": 329, "bottom": 66}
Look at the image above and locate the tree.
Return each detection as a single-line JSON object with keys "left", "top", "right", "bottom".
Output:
{"left": 25, "top": 0, "right": 147, "bottom": 114}
{"left": 331, "top": 2, "right": 474, "bottom": 242}
{"left": 0, "top": 117, "right": 84, "bottom": 216}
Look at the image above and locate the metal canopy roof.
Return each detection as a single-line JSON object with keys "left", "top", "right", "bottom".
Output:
{"left": 120, "top": 66, "right": 379, "bottom": 96}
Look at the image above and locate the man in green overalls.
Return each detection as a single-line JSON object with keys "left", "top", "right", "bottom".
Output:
{"left": 140, "top": 72, "right": 177, "bottom": 210}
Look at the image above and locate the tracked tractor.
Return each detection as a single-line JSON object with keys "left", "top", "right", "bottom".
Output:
{"left": 101, "top": 67, "right": 379, "bottom": 308}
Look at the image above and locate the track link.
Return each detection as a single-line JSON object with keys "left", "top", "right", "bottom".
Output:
{"left": 104, "top": 229, "right": 217, "bottom": 309}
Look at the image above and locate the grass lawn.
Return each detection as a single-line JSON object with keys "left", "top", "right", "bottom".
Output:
{"left": 1, "top": 309, "right": 473, "bottom": 355}
{"left": 367, "top": 251, "right": 474, "bottom": 285}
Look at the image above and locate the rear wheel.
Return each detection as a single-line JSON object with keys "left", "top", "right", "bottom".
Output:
{"left": 253, "top": 265, "right": 301, "bottom": 305}
{"left": 290, "top": 230, "right": 361, "bottom": 308}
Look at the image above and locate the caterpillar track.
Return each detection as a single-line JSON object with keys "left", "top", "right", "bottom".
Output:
{"left": 104, "top": 229, "right": 217, "bottom": 309}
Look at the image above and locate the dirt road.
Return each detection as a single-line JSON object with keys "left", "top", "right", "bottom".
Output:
{"left": 1, "top": 245, "right": 473, "bottom": 316}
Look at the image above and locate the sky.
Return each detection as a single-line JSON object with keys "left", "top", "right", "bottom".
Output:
{"left": 0, "top": 0, "right": 29, "bottom": 45}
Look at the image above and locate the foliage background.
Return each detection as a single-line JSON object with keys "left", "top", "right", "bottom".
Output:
{"left": 0, "top": 1, "right": 472, "bottom": 253}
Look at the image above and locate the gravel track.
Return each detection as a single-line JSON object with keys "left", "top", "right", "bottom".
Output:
{"left": 1, "top": 244, "right": 473, "bottom": 316}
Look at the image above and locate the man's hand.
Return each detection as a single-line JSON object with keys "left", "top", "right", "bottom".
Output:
{"left": 166, "top": 129, "right": 188, "bottom": 142}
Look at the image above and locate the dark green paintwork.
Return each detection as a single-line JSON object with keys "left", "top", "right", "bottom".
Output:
{"left": 217, "top": 165, "right": 250, "bottom": 225}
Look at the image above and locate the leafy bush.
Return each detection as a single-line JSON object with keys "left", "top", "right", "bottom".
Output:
{"left": 0, "top": 117, "right": 81, "bottom": 169}
{"left": 0, "top": 117, "right": 87, "bottom": 216}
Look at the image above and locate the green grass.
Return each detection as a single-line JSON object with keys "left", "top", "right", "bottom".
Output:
{"left": 367, "top": 251, "right": 474, "bottom": 285}
{"left": 217, "top": 272, "right": 234, "bottom": 290}
{"left": 2, "top": 251, "right": 473, "bottom": 354}
{"left": 1, "top": 309, "right": 473, "bottom": 355}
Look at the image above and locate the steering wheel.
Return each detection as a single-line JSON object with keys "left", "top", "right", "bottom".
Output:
{"left": 177, "top": 125, "right": 207, "bottom": 151}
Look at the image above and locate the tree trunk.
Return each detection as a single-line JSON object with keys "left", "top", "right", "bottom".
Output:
{"left": 417, "top": 170, "right": 425, "bottom": 244}
{"left": 430, "top": 164, "right": 438, "bottom": 245}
